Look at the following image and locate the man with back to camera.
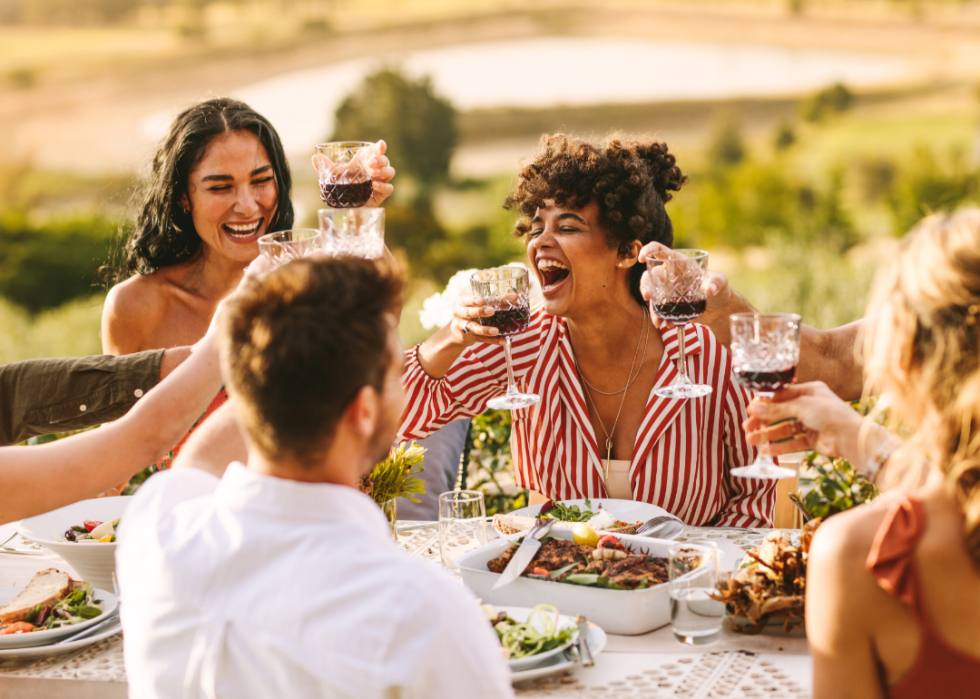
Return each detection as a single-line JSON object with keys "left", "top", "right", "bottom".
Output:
{"left": 116, "top": 256, "right": 513, "bottom": 699}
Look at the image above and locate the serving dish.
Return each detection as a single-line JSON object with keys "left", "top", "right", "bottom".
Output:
{"left": 0, "top": 587, "right": 117, "bottom": 649}
{"left": 18, "top": 497, "right": 130, "bottom": 591}
{"left": 458, "top": 528, "right": 701, "bottom": 635}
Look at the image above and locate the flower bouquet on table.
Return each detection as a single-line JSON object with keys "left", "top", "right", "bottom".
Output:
{"left": 360, "top": 442, "right": 426, "bottom": 538}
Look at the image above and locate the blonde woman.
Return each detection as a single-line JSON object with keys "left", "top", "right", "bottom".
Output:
{"left": 747, "top": 208, "right": 980, "bottom": 698}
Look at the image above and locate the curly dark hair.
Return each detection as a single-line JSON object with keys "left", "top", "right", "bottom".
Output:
{"left": 118, "top": 97, "right": 294, "bottom": 279}
{"left": 505, "top": 133, "right": 687, "bottom": 306}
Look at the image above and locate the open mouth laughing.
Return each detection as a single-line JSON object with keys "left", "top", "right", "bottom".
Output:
{"left": 222, "top": 219, "right": 264, "bottom": 242}
{"left": 537, "top": 259, "right": 570, "bottom": 294}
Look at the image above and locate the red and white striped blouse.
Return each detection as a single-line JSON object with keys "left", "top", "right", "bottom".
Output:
{"left": 400, "top": 308, "right": 776, "bottom": 528}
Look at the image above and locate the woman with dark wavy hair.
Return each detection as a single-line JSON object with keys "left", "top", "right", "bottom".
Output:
{"left": 400, "top": 133, "right": 776, "bottom": 526}
{"left": 101, "top": 97, "right": 394, "bottom": 471}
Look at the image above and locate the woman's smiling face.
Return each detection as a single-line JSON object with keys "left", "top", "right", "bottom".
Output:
{"left": 182, "top": 129, "right": 279, "bottom": 265}
{"left": 527, "top": 200, "right": 637, "bottom": 318}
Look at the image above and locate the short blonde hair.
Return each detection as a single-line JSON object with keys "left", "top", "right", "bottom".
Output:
{"left": 864, "top": 208, "right": 980, "bottom": 560}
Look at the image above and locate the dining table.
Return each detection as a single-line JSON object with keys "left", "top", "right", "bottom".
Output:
{"left": 0, "top": 521, "right": 812, "bottom": 699}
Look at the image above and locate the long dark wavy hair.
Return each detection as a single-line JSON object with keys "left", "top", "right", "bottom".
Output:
{"left": 118, "top": 97, "right": 294, "bottom": 279}
{"left": 505, "top": 133, "right": 687, "bottom": 306}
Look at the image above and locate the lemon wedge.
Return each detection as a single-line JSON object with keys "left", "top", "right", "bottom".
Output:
{"left": 572, "top": 522, "right": 600, "bottom": 547}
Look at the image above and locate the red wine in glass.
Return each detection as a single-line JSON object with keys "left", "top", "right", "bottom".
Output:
{"left": 653, "top": 298, "right": 707, "bottom": 323}
{"left": 479, "top": 305, "right": 530, "bottom": 337}
{"left": 319, "top": 180, "right": 373, "bottom": 208}
{"left": 733, "top": 365, "right": 797, "bottom": 392}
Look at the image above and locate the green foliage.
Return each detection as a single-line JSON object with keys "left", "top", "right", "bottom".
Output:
{"left": 801, "top": 83, "right": 854, "bottom": 122}
{"left": 332, "top": 67, "right": 458, "bottom": 187}
{"left": 361, "top": 442, "right": 426, "bottom": 504}
{"left": 886, "top": 145, "right": 980, "bottom": 236}
{"left": 801, "top": 452, "right": 879, "bottom": 519}
{"left": 464, "top": 410, "right": 526, "bottom": 516}
{"left": 773, "top": 121, "right": 796, "bottom": 151}
{"left": 0, "top": 210, "right": 120, "bottom": 314}
{"left": 0, "top": 294, "right": 105, "bottom": 364}
{"left": 707, "top": 118, "right": 746, "bottom": 166}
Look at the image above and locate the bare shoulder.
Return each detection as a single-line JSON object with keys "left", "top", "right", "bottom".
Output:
{"left": 810, "top": 504, "right": 887, "bottom": 575}
{"left": 102, "top": 274, "right": 169, "bottom": 355}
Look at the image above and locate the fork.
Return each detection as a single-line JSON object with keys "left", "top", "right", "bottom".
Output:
{"left": 636, "top": 515, "right": 680, "bottom": 535}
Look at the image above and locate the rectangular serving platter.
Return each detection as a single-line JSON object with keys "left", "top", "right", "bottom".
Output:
{"left": 456, "top": 529, "right": 681, "bottom": 635}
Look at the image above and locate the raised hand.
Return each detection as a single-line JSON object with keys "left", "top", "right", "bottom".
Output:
{"left": 450, "top": 294, "right": 506, "bottom": 347}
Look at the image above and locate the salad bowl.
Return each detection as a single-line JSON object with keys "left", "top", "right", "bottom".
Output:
{"left": 18, "top": 497, "right": 129, "bottom": 591}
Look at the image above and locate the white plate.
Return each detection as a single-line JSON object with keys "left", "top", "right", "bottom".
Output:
{"left": 511, "top": 621, "right": 607, "bottom": 683}
{"left": 0, "top": 586, "right": 117, "bottom": 649}
{"left": 0, "top": 522, "right": 47, "bottom": 555}
{"left": 496, "top": 606, "right": 579, "bottom": 672}
{"left": 505, "top": 498, "right": 682, "bottom": 540}
{"left": 0, "top": 621, "right": 121, "bottom": 661}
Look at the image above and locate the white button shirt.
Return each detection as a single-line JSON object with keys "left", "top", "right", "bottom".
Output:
{"left": 117, "top": 463, "right": 514, "bottom": 699}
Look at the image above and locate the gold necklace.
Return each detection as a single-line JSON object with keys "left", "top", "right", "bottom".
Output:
{"left": 578, "top": 309, "right": 650, "bottom": 395}
{"left": 571, "top": 311, "right": 649, "bottom": 480}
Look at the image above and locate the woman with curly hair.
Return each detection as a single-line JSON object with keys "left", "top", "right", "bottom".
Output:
{"left": 102, "top": 97, "right": 394, "bottom": 470}
{"left": 400, "top": 133, "right": 775, "bottom": 527}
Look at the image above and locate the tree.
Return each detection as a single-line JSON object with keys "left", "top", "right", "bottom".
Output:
{"left": 707, "top": 118, "right": 746, "bottom": 167}
{"left": 801, "top": 83, "right": 854, "bottom": 123}
{"left": 331, "top": 67, "right": 457, "bottom": 188}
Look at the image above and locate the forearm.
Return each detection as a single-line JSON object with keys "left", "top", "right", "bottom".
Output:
{"left": 0, "top": 336, "right": 223, "bottom": 524}
{"left": 159, "top": 346, "right": 192, "bottom": 380}
{"left": 797, "top": 321, "right": 864, "bottom": 401}
{"left": 416, "top": 325, "right": 467, "bottom": 380}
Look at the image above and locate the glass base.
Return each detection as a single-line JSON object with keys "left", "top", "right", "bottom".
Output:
{"left": 673, "top": 629, "right": 721, "bottom": 646}
{"left": 487, "top": 392, "right": 541, "bottom": 411}
{"left": 655, "top": 383, "right": 713, "bottom": 400}
{"left": 730, "top": 463, "right": 796, "bottom": 479}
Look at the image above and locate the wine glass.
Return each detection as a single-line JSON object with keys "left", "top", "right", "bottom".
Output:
{"left": 438, "top": 490, "right": 487, "bottom": 574}
{"left": 318, "top": 208, "right": 385, "bottom": 259}
{"left": 314, "top": 141, "right": 375, "bottom": 209}
{"left": 647, "top": 249, "right": 713, "bottom": 399}
{"left": 470, "top": 267, "right": 540, "bottom": 411}
{"left": 729, "top": 312, "right": 802, "bottom": 479}
{"left": 257, "top": 228, "right": 324, "bottom": 264}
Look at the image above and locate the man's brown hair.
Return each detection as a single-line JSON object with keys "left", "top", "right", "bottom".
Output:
{"left": 221, "top": 256, "right": 403, "bottom": 466}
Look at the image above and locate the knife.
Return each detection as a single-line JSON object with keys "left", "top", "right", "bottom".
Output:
{"left": 576, "top": 616, "right": 594, "bottom": 667}
{"left": 492, "top": 518, "right": 556, "bottom": 589}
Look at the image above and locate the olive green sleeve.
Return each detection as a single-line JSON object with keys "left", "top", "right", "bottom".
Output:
{"left": 0, "top": 350, "right": 164, "bottom": 446}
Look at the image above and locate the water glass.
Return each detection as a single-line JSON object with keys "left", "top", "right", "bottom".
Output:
{"left": 314, "top": 141, "right": 375, "bottom": 208}
{"left": 669, "top": 542, "right": 723, "bottom": 645}
{"left": 257, "top": 228, "right": 324, "bottom": 264}
{"left": 318, "top": 208, "right": 385, "bottom": 259}
{"left": 438, "top": 490, "right": 487, "bottom": 573}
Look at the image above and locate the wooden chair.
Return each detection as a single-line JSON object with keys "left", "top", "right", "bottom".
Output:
{"left": 773, "top": 452, "right": 807, "bottom": 529}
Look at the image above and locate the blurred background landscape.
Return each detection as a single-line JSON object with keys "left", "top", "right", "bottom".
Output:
{"left": 2, "top": 0, "right": 980, "bottom": 364}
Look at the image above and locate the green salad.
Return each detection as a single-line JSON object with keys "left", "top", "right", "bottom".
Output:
{"left": 482, "top": 603, "right": 576, "bottom": 660}
{"left": 539, "top": 498, "right": 597, "bottom": 523}
{"left": 28, "top": 583, "right": 102, "bottom": 630}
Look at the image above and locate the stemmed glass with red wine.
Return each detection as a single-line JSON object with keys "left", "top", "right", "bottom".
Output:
{"left": 729, "top": 312, "right": 802, "bottom": 479}
{"left": 314, "top": 142, "right": 375, "bottom": 208}
{"left": 647, "top": 249, "right": 713, "bottom": 399}
{"left": 470, "top": 267, "right": 540, "bottom": 411}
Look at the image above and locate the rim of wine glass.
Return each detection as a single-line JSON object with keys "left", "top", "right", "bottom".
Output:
{"left": 729, "top": 312, "right": 802, "bottom": 323}
{"left": 645, "top": 248, "right": 709, "bottom": 266}
{"left": 470, "top": 266, "right": 529, "bottom": 283}
{"left": 258, "top": 228, "right": 323, "bottom": 245}
{"left": 314, "top": 141, "right": 374, "bottom": 152}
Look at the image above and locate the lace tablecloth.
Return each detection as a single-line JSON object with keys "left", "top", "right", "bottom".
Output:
{"left": 0, "top": 524, "right": 810, "bottom": 698}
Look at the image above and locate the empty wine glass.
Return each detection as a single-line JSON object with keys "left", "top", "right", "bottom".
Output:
{"left": 318, "top": 208, "right": 385, "bottom": 259}
{"left": 647, "top": 249, "right": 712, "bottom": 399}
{"left": 729, "top": 312, "right": 802, "bottom": 479}
{"left": 314, "top": 141, "right": 375, "bottom": 209}
{"left": 470, "top": 267, "right": 540, "bottom": 411}
{"left": 257, "top": 228, "right": 324, "bottom": 264}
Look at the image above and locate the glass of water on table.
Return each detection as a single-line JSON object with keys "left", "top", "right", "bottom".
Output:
{"left": 438, "top": 490, "right": 487, "bottom": 573}
{"left": 669, "top": 542, "right": 724, "bottom": 645}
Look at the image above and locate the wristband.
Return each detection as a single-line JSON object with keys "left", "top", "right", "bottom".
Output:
{"left": 866, "top": 435, "right": 902, "bottom": 485}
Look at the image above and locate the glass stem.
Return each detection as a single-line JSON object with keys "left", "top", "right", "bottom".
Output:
{"left": 757, "top": 393, "right": 775, "bottom": 465}
{"left": 676, "top": 324, "right": 688, "bottom": 383}
{"left": 503, "top": 336, "right": 519, "bottom": 396}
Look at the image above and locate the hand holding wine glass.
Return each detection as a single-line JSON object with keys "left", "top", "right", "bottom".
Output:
{"left": 640, "top": 242, "right": 731, "bottom": 328}
{"left": 729, "top": 313, "right": 802, "bottom": 479}
{"left": 313, "top": 141, "right": 394, "bottom": 209}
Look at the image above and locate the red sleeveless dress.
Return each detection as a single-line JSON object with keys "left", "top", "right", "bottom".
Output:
{"left": 865, "top": 493, "right": 980, "bottom": 698}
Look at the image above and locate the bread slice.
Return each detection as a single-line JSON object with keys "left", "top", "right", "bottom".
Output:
{"left": 0, "top": 569, "right": 72, "bottom": 625}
